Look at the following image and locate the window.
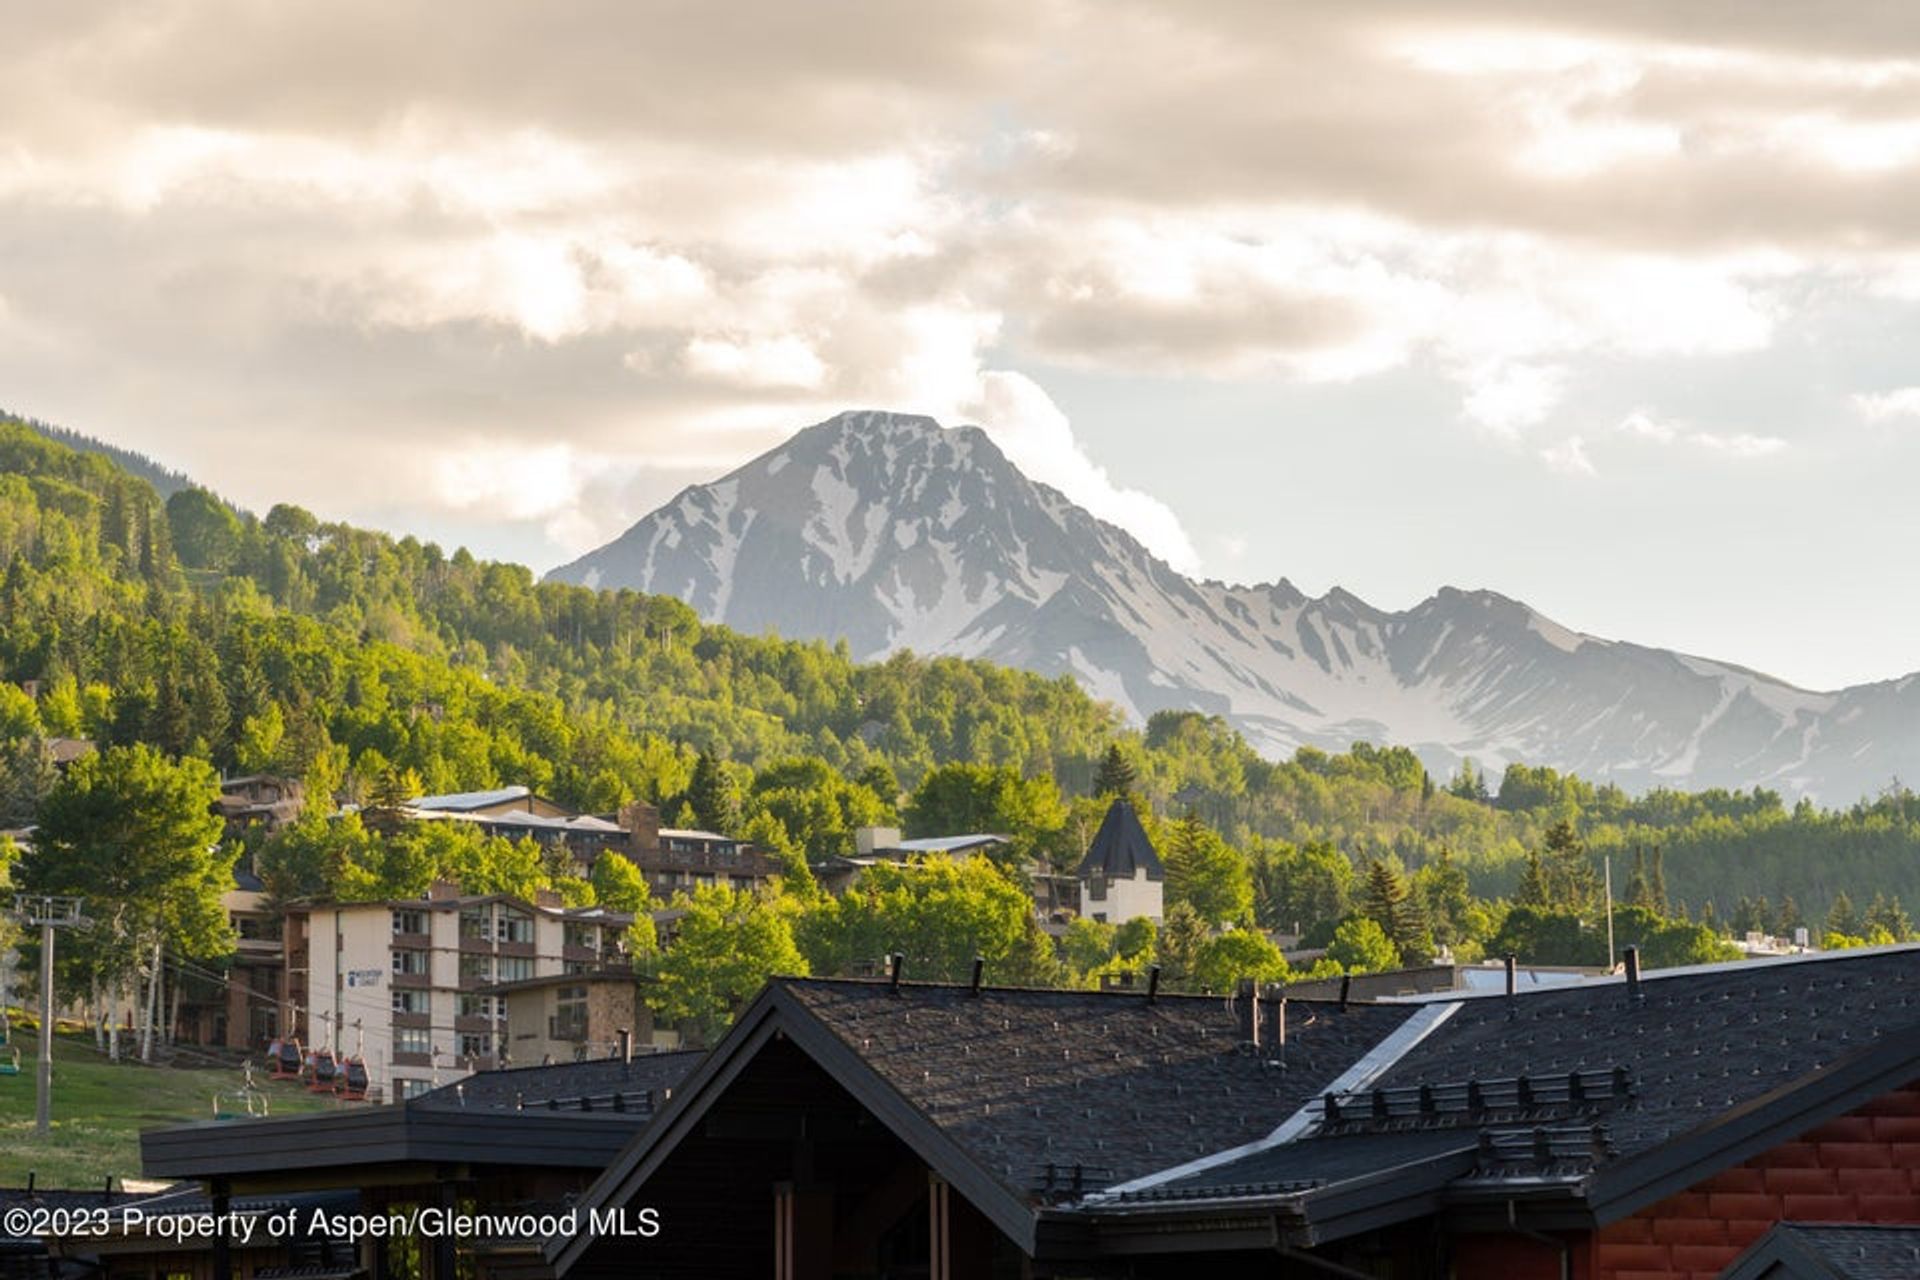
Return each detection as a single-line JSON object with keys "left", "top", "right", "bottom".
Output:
{"left": 459, "top": 905, "right": 491, "bottom": 942}
{"left": 391, "top": 909, "right": 426, "bottom": 935}
{"left": 391, "top": 949, "right": 429, "bottom": 976}
{"left": 395, "top": 1077, "right": 434, "bottom": 1100}
{"left": 458, "top": 954, "right": 493, "bottom": 984}
{"left": 394, "top": 1027, "right": 432, "bottom": 1055}
{"left": 237, "top": 915, "right": 283, "bottom": 942}
{"left": 564, "top": 922, "right": 598, "bottom": 950}
{"left": 551, "top": 985, "right": 588, "bottom": 1042}
{"left": 458, "top": 992, "right": 497, "bottom": 1019}
{"left": 496, "top": 908, "right": 534, "bottom": 944}
{"left": 459, "top": 1031, "right": 492, "bottom": 1060}
{"left": 497, "top": 956, "right": 535, "bottom": 982}
{"left": 392, "top": 989, "right": 428, "bottom": 1014}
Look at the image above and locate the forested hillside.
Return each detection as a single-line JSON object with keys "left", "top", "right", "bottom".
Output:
{"left": 3, "top": 415, "right": 1919, "bottom": 1012}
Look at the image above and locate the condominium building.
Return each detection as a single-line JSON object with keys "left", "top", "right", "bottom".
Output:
{"left": 283, "top": 881, "right": 632, "bottom": 1102}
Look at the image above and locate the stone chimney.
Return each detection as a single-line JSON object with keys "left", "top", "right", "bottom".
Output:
{"left": 621, "top": 800, "right": 662, "bottom": 855}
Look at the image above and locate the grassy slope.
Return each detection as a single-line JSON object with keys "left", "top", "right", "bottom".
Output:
{"left": 0, "top": 1027, "right": 342, "bottom": 1189}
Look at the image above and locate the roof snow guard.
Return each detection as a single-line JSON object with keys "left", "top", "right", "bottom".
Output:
{"left": 1075, "top": 798, "right": 1164, "bottom": 881}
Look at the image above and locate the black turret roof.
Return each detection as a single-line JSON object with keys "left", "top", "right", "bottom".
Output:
{"left": 1075, "top": 797, "right": 1164, "bottom": 882}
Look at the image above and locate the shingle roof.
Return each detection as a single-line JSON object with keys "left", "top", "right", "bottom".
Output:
{"left": 781, "top": 979, "right": 1405, "bottom": 1197}
{"left": 411, "top": 1051, "right": 703, "bottom": 1113}
{"left": 1083, "top": 946, "right": 1920, "bottom": 1220}
{"left": 1724, "top": 1223, "right": 1920, "bottom": 1279}
{"left": 1074, "top": 799, "right": 1163, "bottom": 882}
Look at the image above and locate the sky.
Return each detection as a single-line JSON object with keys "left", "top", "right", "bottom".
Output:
{"left": 3, "top": 2, "right": 1919, "bottom": 692}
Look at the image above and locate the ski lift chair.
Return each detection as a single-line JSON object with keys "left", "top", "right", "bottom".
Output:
{"left": 269, "top": 1037, "right": 304, "bottom": 1080}
{"left": 306, "top": 1046, "right": 338, "bottom": 1093}
{"left": 336, "top": 1057, "right": 370, "bottom": 1102}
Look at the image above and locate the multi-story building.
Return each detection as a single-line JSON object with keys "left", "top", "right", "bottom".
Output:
{"left": 488, "top": 968, "right": 673, "bottom": 1063}
{"left": 282, "top": 882, "right": 632, "bottom": 1102}
{"left": 612, "top": 800, "right": 786, "bottom": 897}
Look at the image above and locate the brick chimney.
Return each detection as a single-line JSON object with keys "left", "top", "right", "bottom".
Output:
{"left": 427, "top": 878, "right": 461, "bottom": 901}
{"left": 621, "top": 801, "right": 662, "bottom": 855}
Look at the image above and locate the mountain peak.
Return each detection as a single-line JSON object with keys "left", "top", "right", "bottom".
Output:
{"left": 547, "top": 413, "right": 1920, "bottom": 801}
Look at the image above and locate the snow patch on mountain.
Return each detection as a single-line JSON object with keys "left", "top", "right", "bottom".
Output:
{"left": 546, "top": 410, "right": 1920, "bottom": 802}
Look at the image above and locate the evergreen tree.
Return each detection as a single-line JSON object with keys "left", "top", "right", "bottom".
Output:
{"left": 1156, "top": 902, "right": 1209, "bottom": 990}
{"left": 1827, "top": 891, "right": 1860, "bottom": 937}
{"left": 1866, "top": 893, "right": 1912, "bottom": 941}
{"left": 1093, "top": 743, "right": 1138, "bottom": 798}
{"left": 1774, "top": 895, "right": 1804, "bottom": 938}
{"left": 1362, "top": 859, "right": 1408, "bottom": 939}
{"left": 1649, "top": 846, "right": 1669, "bottom": 915}
{"left": 686, "top": 751, "right": 740, "bottom": 837}
{"left": 1164, "top": 813, "right": 1254, "bottom": 925}
{"left": 1516, "top": 849, "right": 1550, "bottom": 909}
{"left": 1624, "top": 846, "right": 1655, "bottom": 910}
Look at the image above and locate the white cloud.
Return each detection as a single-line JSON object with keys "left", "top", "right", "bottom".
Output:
{"left": 1461, "top": 361, "right": 1567, "bottom": 435}
{"left": 1852, "top": 387, "right": 1920, "bottom": 423}
{"left": 1617, "top": 410, "right": 1678, "bottom": 443}
{"left": 1689, "top": 431, "right": 1788, "bottom": 458}
{"left": 1540, "top": 435, "right": 1596, "bottom": 476}
{"left": 431, "top": 441, "right": 588, "bottom": 522}
{"left": 962, "top": 370, "right": 1200, "bottom": 573}
{"left": 684, "top": 335, "right": 828, "bottom": 389}
{"left": 1615, "top": 412, "right": 1787, "bottom": 458}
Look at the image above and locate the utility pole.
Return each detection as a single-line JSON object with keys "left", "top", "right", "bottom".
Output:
{"left": 1603, "top": 855, "right": 1616, "bottom": 973}
{"left": 13, "top": 895, "right": 88, "bottom": 1137}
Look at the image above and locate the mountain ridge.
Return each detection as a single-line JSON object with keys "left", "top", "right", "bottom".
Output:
{"left": 549, "top": 409, "right": 1920, "bottom": 801}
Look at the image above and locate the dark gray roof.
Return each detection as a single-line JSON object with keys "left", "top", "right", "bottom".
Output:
{"left": 782, "top": 979, "right": 1405, "bottom": 1196}
{"left": 412, "top": 1052, "right": 702, "bottom": 1112}
{"left": 1724, "top": 1223, "right": 1920, "bottom": 1279}
{"left": 1080, "top": 946, "right": 1920, "bottom": 1227}
{"left": 1372, "top": 948, "right": 1920, "bottom": 1166}
{"left": 1073, "top": 799, "right": 1163, "bottom": 882}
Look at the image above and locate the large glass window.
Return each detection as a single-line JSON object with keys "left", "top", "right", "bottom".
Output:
{"left": 391, "top": 949, "right": 429, "bottom": 976}
{"left": 458, "top": 954, "right": 493, "bottom": 983}
{"left": 391, "top": 909, "right": 426, "bottom": 935}
{"left": 394, "top": 1027, "right": 432, "bottom": 1055}
{"left": 392, "top": 988, "right": 428, "bottom": 1014}
{"left": 497, "top": 955, "right": 535, "bottom": 982}
{"left": 496, "top": 908, "right": 534, "bottom": 944}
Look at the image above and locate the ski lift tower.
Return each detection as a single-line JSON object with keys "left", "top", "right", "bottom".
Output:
{"left": 12, "top": 894, "right": 88, "bottom": 1137}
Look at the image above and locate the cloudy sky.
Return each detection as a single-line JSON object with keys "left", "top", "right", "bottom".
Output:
{"left": 4, "top": 2, "right": 1919, "bottom": 691}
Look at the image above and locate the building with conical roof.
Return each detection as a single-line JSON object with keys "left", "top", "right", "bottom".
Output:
{"left": 1074, "top": 797, "right": 1164, "bottom": 925}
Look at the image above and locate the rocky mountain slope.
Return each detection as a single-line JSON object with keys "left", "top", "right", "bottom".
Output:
{"left": 548, "top": 411, "right": 1920, "bottom": 800}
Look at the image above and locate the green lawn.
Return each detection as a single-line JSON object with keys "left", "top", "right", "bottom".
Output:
{"left": 0, "top": 1025, "right": 343, "bottom": 1189}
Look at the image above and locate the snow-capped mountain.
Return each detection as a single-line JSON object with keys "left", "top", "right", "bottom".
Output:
{"left": 547, "top": 410, "right": 1920, "bottom": 801}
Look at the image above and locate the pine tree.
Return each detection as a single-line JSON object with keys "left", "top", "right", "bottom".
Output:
{"left": 1867, "top": 893, "right": 1912, "bottom": 942}
{"left": 1624, "top": 845, "right": 1653, "bottom": 910}
{"left": 1362, "top": 859, "right": 1407, "bottom": 937}
{"left": 1774, "top": 895, "right": 1803, "bottom": 938}
{"left": 1093, "top": 744, "right": 1137, "bottom": 798}
{"left": 687, "top": 751, "right": 739, "bottom": 837}
{"left": 1827, "top": 891, "right": 1860, "bottom": 938}
{"left": 1649, "top": 846, "right": 1669, "bottom": 915}
{"left": 1516, "top": 849, "right": 1550, "bottom": 909}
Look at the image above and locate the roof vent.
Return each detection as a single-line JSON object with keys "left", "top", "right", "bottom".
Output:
{"left": 887, "top": 952, "right": 904, "bottom": 994}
